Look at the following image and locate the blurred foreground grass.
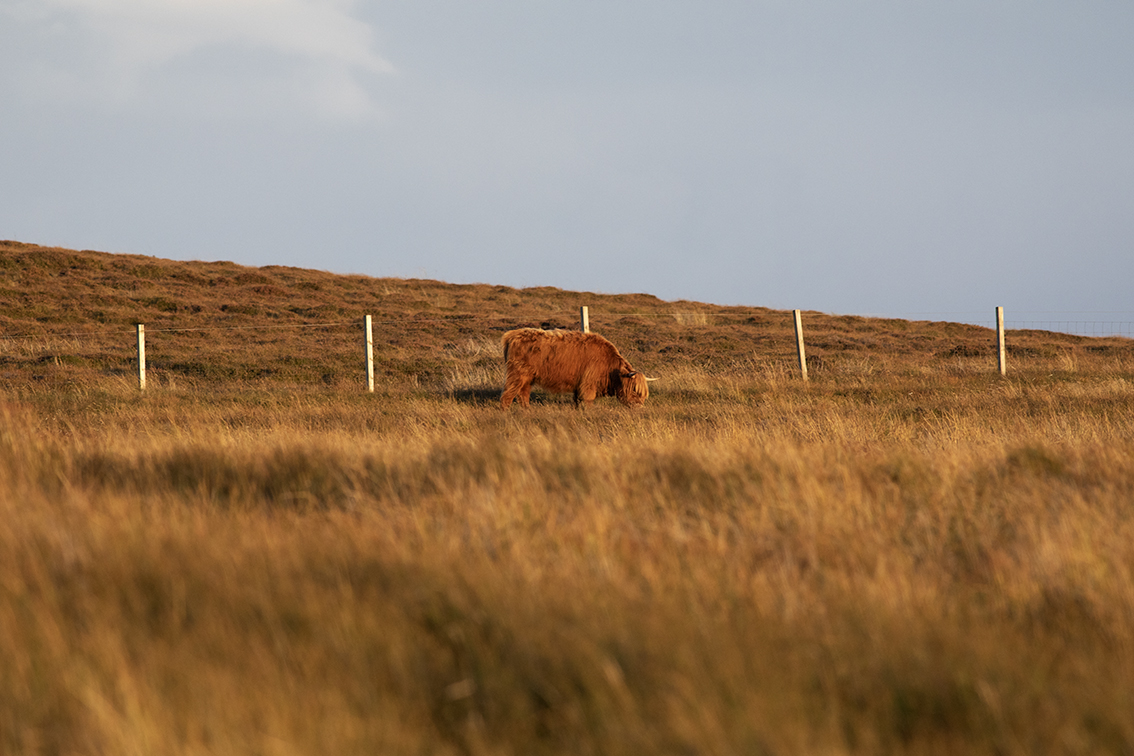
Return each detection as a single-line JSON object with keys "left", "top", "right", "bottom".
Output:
{"left": 2, "top": 356, "right": 1134, "bottom": 755}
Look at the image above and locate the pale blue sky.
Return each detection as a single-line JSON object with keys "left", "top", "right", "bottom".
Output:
{"left": 2, "top": 1, "right": 1132, "bottom": 325}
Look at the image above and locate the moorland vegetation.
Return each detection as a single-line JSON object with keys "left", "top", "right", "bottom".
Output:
{"left": 2, "top": 240, "right": 1134, "bottom": 754}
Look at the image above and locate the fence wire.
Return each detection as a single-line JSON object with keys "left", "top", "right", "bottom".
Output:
{"left": 3, "top": 310, "right": 1133, "bottom": 353}
{"left": 868, "top": 311, "right": 1134, "bottom": 339}
{"left": 0, "top": 316, "right": 458, "bottom": 346}
{"left": 1006, "top": 322, "right": 1134, "bottom": 338}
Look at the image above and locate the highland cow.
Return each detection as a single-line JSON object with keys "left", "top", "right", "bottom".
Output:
{"left": 501, "top": 328, "right": 656, "bottom": 409}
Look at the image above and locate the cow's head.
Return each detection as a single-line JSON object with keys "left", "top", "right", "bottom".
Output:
{"left": 617, "top": 371, "right": 657, "bottom": 407}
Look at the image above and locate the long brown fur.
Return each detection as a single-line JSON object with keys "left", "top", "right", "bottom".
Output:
{"left": 501, "top": 328, "right": 651, "bottom": 409}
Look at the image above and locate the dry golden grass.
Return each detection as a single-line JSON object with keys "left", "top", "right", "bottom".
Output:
{"left": 2, "top": 241, "right": 1134, "bottom": 754}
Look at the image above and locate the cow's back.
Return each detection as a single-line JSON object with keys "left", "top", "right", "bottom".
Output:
{"left": 503, "top": 330, "right": 573, "bottom": 383}
{"left": 502, "top": 328, "right": 547, "bottom": 364}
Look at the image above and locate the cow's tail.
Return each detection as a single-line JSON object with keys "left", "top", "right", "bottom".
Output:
{"left": 501, "top": 329, "right": 517, "bottom": 362}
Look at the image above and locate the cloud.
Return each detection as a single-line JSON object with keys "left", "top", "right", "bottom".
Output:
{"left": 6, "top": 0, "right": 393, "bottom": 120}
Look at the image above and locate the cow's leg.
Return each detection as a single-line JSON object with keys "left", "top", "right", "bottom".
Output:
{"left": 575, "top": 386, "right": 598, "bottom": 407}
{"left": 502, "top": 372, "right": 533, "bottom": 410}
{"left": 501, "top": 377, "right": 520, "bottom": 410}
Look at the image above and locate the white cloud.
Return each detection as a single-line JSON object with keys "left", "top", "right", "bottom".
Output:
{"left": 7, "top": 0, "right": 393, "bottom": 120}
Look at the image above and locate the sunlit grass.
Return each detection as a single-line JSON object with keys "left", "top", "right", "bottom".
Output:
{"left": 3, "top": 353, "right": 1134, "bottom": 755}
{"left": 3, "top": 242, "right": 1133, "bottom": 753}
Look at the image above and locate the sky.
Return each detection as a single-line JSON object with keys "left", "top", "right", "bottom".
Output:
{"left": 2, "top": 1, "right": 1132, "bottom": 327}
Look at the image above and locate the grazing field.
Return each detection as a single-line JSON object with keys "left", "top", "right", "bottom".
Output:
{"left": 2, "top": 241, "right": 1134, "bottom": 754}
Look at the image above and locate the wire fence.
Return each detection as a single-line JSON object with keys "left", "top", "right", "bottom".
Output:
{"left": 0, "top": 318, "right": 401, "bottom": 344}
{"left": 868, "top": 312, "right": 1134, "bottom": 339}
{"left": 3, "top": 306, "right": 1132, "bottom": 392}
{"left": 3, "top": 312, "right": 1133, "bottom": 357}
{"left": 1006, "top": 321, "right": 1134, "bottom": 338}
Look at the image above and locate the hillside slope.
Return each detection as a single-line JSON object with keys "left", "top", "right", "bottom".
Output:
{"left": 1, "top": 240, "right": 1126, "bottom": 393}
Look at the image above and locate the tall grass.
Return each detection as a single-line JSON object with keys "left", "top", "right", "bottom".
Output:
{"left": 3, "top": 352, "right": 1134, "bottom": 755}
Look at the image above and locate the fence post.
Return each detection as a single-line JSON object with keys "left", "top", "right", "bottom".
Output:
{"left": 580, "top": 306, "right": 590, "bottom": 333}
{"left": 996, "top": 306, "right": 1006, "bottom": 376}
{"left": 136, "top": 323, "right": 146, "bottom": 390}
{"left": 364, "top": 315, "right": 375, "bottom": 392}
{"left": 793, "top": 310, "right": 808, "bottom": 381}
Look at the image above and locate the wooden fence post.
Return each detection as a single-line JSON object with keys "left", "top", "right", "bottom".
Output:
{"left": 136, "top": 323, "right": 146, "bottom": 390}
{"left": 580, "top": 306, "right": 590, "bottom": 333}
{"left": 996, "top": 306, "right": 1006, "bottom": 376}
{"left": 793, "top": 310, "right": 808, "bottom": 381}
{"left": 364, "top": 315, "right": 375, "bottom": 392}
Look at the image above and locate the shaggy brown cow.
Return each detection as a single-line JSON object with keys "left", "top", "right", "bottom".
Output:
{"left": 501, "top": 328, "right": 655, "bottom": 409}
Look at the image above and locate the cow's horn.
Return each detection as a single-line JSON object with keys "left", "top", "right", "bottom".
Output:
{"left": 645, "top": 376, "right": 659, "bottom": 382}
